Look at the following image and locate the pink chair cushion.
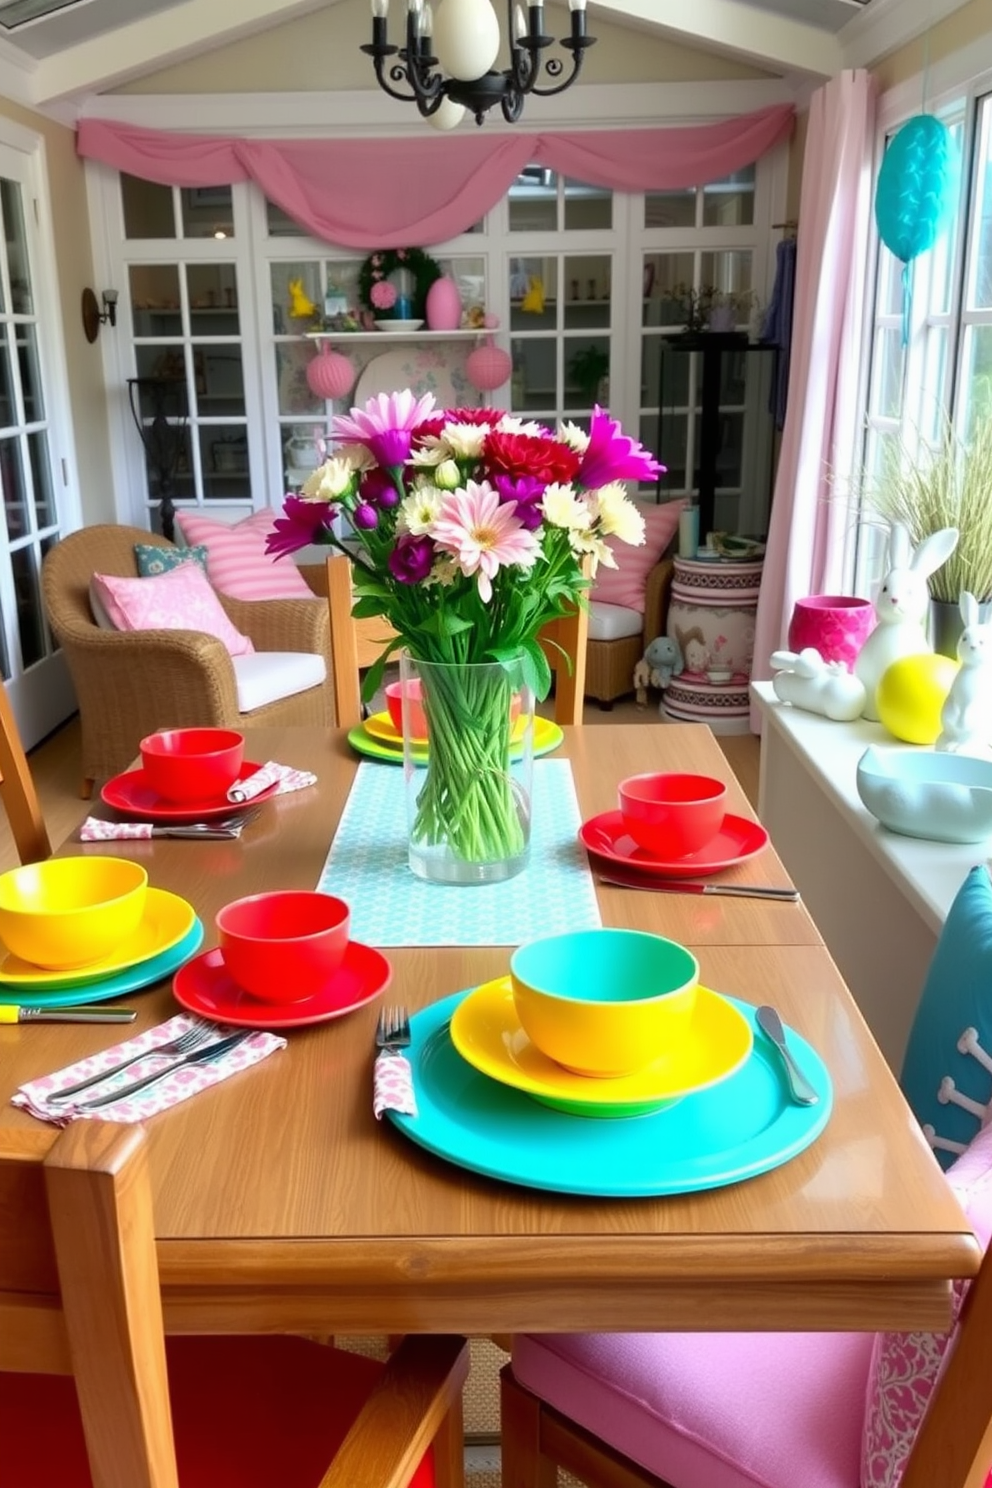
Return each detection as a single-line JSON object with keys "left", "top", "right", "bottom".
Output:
{"left": 512, "top": 1328, "right": 874, "bottom": 1488}
{"left": 589, "top": 500, "right": 684, "bottom": 615}
{"left": 91, "top": 564, "right": 255, "bottom": 658}
{"left": 175, "top": 509, "right": 314, "bottom": 600}
{"left": 861, "top": 1120, "right": 992, "bottom": 1488}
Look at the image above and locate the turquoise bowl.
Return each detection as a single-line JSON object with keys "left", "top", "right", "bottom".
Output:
{"left": 509, "top": 928, "right": 699, "bottom": 1078}
{"left": 856, "top": 745, "right": 992, "bottom": 844}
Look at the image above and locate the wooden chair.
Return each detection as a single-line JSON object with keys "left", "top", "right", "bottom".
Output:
{"left": 0, "top": 1121, "right": 469, "bottom": 1488}
{"left": 323, "top": 553, "right": 588, "bottom": 728}
{"left": 0, "top": 682, "right": 50, "bottom": 863}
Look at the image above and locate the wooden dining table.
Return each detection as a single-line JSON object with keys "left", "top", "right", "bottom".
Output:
{"left": 0, "top": 723, "right": 979, "bottom": 1340}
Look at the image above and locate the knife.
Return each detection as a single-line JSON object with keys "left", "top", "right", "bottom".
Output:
{"left": 756, "top": 1005, "right": 819, "bottom": 1106}
{"left": 0, "top": 1004, "right": 137, "bottom": 1024}
{"left": 75, "top": 1031, "right": 252, "bottom": 1110}
{"left": 595, "top": 872, "right": 799, "bottom": 902}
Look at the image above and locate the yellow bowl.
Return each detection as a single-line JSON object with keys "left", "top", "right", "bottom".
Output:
{"left": 509, "top": 928, "right": 699, "bottom": 1078}
{"left": 876, "top": 653, "right": 959, "bottom": 745}
{"left": 0, "top": 856, "right": 149, "bottom": 970}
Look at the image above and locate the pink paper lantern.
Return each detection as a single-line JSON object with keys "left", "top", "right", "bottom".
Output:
{"left": 306, "top": 344, "right": 356, "bottom": 402}
{"left": 425, "top": 276, "right": 462, "bottom": 331}
{"left": 466, "top": 339, "right": 511, "bottom": 392}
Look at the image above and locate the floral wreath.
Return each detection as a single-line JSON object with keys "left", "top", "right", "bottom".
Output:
{"left": 357, "top": 247, "right": 442, "bottom": 318}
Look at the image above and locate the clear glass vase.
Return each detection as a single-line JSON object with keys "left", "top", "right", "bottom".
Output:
{"left": 399, "top": 652, "right": 535, "bottom": 885}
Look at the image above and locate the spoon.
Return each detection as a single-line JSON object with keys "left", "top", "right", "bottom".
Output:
{"left": 756, "top": 1005, "right": 819, "bottom": 1106}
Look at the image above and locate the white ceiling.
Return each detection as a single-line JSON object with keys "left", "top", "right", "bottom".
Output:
{"left": 0, "top": 0, "right": 974, "bottom": 111}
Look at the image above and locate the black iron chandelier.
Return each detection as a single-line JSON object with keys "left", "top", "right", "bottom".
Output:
{"left": 362, "top": 0, "right": 595, "bottom": 128}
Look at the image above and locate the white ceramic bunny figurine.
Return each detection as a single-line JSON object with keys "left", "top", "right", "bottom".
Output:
{"left": 936, "top": 591, "right": 992, "bottom": 756}
{"left": 770, "top": 648, "right": 867, "bottom": 721}
{"left": 853, "top": 521, "right": 959, "bottom": 720}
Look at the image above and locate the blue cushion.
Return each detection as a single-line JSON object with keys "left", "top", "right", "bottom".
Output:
{"left": 900, "top": 865, "right": 992, "bottom": 1168}
{"left": 134, "top": 542, "right": 209, "bottom": 578}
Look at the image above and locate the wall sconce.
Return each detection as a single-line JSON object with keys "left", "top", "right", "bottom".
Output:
{"left": 81, "top": 287, "right": 119, "bottom": 343}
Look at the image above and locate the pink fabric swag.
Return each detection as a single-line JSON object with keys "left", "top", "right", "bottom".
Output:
{"left": 77, "top": 106, "right": 794, "bottom": 249}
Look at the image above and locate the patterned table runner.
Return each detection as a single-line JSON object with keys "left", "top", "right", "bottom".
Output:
{"left": 317, "top": 759, "right": 601, "bottom": 947}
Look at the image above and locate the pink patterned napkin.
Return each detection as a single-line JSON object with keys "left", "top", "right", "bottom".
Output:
{"left": 80, "top": 816, "right": 154, "bottom": 840}
{"left": 12, "top": 1014, "right": 286, "bottom": 1126}
{"left": 227, "top": 760, "right": 317, "bottom": 804}
{"left": 373, "top": 1051, "right": 418, "bottom": 1119}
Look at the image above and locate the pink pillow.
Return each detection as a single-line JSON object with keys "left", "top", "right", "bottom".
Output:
{"left": 91, "top": 564, "right": 255, "bottom": 659}
{"left": 861, "top": 1120, "right": 992, "bottom": 1487}
{"left": 174, "top": 509, "right": 314, "bottom": 601}
{"left": 590, "top": 500, "right": 684, "bottom": 614}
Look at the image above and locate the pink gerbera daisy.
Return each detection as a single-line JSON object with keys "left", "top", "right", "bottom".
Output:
{"left": 332, "top": 390, "right": 437, "bottom": 466}
{"left": 429, "top": 480, "right": 540, "bottom": 602}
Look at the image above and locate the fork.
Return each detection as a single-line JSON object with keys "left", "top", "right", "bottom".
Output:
{"left": 375, "top": 1005, "right": 412, "bottom": 1056}
{"left": 49, "top": 1021, "right": 219, "bottom": 1103}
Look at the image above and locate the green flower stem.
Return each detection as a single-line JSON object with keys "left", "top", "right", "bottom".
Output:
{"left": 410, "top": 662, "right": 526, "bottom": 865}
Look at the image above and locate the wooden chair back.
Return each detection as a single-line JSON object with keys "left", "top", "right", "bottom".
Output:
{"left": 0, "top": 683, "right": 51, "bottom": 864}
{"left": 500, "top": 1239, "right": 992, "bottom": 1488}
{"left": 326, "top": 554, "right": 588, "bottom": 729}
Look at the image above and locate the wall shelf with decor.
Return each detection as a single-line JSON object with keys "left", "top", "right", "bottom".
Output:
{"left": 304, "top": 330, "right": 487, "bottom": 344}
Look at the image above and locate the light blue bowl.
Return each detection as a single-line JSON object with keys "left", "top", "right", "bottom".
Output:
{"left": 856, "top": 745, "right": 992, "bottom": 843}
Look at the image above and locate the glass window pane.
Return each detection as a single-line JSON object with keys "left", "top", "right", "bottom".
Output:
{"left": 642, "top": 252, "right": 695, "bottom": 328}
{"left": 130, "top": 265, "right": 182, "bottom": 336}
{"left": 870, "top": 327, "right": 905, "bottom": 420}
{"left": 1, "top": 180, "right": 31, "bottom": 315}
{"left": 134, "top": 343, "right": 187, "bottom": 388}
{"left": 961, "top": 325, "right": 992, "bottom": 428}
{"left": 565, "top": 335, "right": 609, "bottom": 409}
{"left": 510, "top": 336, "right": 557, "bottom": 412}
{"left": 703, "top": 167, "right": 755, "bottom": 227}
{"left": 28, "top": 428, "right": 54, "bottom": 528}
{"left": 267, "top": 199, "right": 303, "bottom": 236}
{"left": 17, "top": 325, "right": 43, "bottom": 424}
{"left": 509, "top": 166, "right": 557, "bottom": 232}
{"left": 920, "top": 329, "right": 949, "bottom": 441}
{"left": 323, "top": 259, "right": 363, "bottom": 322}
{"left": 271, "top": 261, "right": 321, "bottom": 335}
{"left": 278, "top": 343, "right": 323, "bottom": 417}
{"left": 645, "top": 190, "right": 696, "bottom": 229}
{"left": 1, "top": 435, "right": 26, "bottom": 539}
{"left": 509, "top": 258, "right": 558, "bottom": 331}
{"left": 193, "top": 344, "right": 245, "bottom": 417}
{"left": 11, "top": 543, "right": 43, "bottom": 668}
{"left": 121, "top": 174, "right": 175, "bottom": 239}
{"left": 656, "top": 410, "right": 688, "bottom": 490}
{"left": 181, "top": 187, "right": 234, "bottom": 240}
{"left": 564, "top": 255, "right": 610, "bottom": 329}
{"left": 200, "top": 425, "right": 250, "bottom": 500}
{"left": 187, "top": 265, "right": 240, "bottom": 331}
{"left": 0, "top": 328, "right": 14, "bottom": 427}
{"left": 439, "top": 255, "right": 486, "bottom": 326}
{"left": 283, "top": 421, "right": 326, "bottom": 490}
{"left": 877, "top": 247, "right": 904, "bottom": 319}
{"left": 564, "top": 177, "right": 611, "bottom": 230}
{"left": 701, "top": 250, "right": 753, "bottom": 299}
{"left": 970, "top": 97, "right": 992, "bottom": 309}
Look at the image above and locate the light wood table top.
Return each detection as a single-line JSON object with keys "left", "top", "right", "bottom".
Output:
{"left": 0, "top": 724, "right": 977, "bottom": 1337}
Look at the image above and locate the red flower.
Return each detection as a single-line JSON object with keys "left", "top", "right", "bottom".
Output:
{"left": 484, "top": 429, "right": 581, "bottom": 486}
{"left": 412, "top": 408, "right": 502, "bottom": 443}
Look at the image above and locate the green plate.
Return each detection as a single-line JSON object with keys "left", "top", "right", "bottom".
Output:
{"left": 0, "top": 918, "right": 204, "bottom": 1008}
{"left": 348, "top": 715, "right": 564, "bottom": 766}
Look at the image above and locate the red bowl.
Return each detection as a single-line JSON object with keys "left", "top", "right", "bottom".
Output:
{"left": 618, "top": 772, "right": 727, "bottom": 858}
{"left": 140, "top": 728, "right": 245, "bottom": 804}
{"left": 216, "top": 891, "right": 351, "bottom": 1004}
{"left": 386, "top": 678, "right": 523, "bottom": 742}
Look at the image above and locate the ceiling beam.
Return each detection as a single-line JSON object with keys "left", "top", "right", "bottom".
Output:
{"left": 587, "top": 0, "right": 844, "bottom": 78}
{"left": 28, "top": 0, "right": 333, "bottom": 104}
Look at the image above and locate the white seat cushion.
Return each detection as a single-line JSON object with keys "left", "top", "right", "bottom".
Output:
{"left": 588, "top": 601, "right": 643, "bottom": 643}
{"left": 232, "top": 652, "right": 326, "bottom": 713}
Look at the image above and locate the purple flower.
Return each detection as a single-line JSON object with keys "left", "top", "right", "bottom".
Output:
{"left": 388, "top": 534, "right": 435, "bottom": 584}
{"left": 493, "top": 473, "right": 545, "bottom": 531}
{"left": 360, "top": 466, "right": 398, "bottom": 506}
{"left": 353, "top": 501, "right": 379, "bottom": 530}
{"left": 265, "top": 495, "right": 336, "bottom": 559}
{"left": 577, "top": 406, "right": 665, "bottom": 490}
{"left": 332, "top": 391, "right": 437, "bottom": 470}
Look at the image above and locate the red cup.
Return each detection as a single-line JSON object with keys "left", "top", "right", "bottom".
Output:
{"left": 216, "top": 891, "right": 350, "bottom": 1003}
{"left": 139, "top": 728, "right": 244, "bottom": 804}
{"left": 386, "top": 678, "right": 522, "bottom": 741}
{"left": 618, "top": 772, "right": 727, "bottom": 858}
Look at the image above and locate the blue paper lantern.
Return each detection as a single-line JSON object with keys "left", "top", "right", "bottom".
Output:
{"left": 874, "top": 114, "right": 959, "bottom": 342}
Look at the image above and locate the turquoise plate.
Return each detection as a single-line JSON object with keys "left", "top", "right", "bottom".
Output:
{"left": 1, "top": 919, "right": 205, "bottom": 1008}
{"left": 386, "top": 991, "right": 832, "bottom": 1197}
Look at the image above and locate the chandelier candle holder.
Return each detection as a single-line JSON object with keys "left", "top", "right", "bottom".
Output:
{"left": 362, "top": 0, "right": 595, "bottom": 128}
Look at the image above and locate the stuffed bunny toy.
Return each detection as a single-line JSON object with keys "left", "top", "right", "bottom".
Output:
{"left": 853, "top": 521, "right": 959, "bottom": 720}
{"left": 770, "top": 648, "right": 867, "bottom": 721}
{"left": 936, "top": 591, "right": 992, "bottom": 755}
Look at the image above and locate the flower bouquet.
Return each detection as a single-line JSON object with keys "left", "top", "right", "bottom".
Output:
{"left": 268, "top": 392, "right": 662, "bottom": 882}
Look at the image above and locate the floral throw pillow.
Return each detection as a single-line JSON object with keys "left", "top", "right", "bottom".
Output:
{"left": 134, "top": 542, "right": 209, "bottom": 578}
{"left": 91, "top": 563, "right": 255, "bottom": 659}
{"left": 860, "top": 1119, "right": 992, "bottom": 1487}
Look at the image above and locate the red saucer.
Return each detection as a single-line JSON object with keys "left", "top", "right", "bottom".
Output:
{"left": 101, "top": 762, "right": 280, "bottom": 822}
{"left": 171, "top": 941, "right": 392, "bottom": 1028}
{"left": 578, "top": 810, "right": 769, "bottom": 879}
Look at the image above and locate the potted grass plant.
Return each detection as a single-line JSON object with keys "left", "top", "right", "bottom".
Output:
{"left": 862, "top": 410, "right": 992, "bottom": 657}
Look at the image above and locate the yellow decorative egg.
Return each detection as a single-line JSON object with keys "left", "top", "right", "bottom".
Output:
{"left": 876, "top": 653, "right": 960, "bottom": 744}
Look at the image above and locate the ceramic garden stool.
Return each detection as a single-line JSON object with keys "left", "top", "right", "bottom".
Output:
{"left": 663, "top": 555, "right": 764, "bottom": 734}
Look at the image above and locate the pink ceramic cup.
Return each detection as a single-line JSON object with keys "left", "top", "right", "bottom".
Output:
{"left": 787, "top": 596, "right": 875, "bottom": 673}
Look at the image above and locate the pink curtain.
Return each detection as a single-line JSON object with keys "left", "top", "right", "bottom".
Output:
{"left": 750, "top": 70, "right": 877, "bottom": 731}
{"left": 77, "top": 106, "right": 794, "bottom": 249}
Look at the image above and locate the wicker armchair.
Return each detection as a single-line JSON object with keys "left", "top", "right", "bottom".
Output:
{"left": 42, "top": 526, "right": 332, "bottom": 796}
{"left": 585, "top": 557, "right": 675, "bottom": 706}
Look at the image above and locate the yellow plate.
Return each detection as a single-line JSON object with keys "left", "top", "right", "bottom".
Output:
{"left": 361, "top": 713, "right": 560, "bottom": 758}
{"left": 449, "top": 978, "right": 753, "bottom": 1117}
{"left": 363, "top": 710, "right": 530, "bottom": 748}
{"left": 0, "top": 888, "right": 197, "bottom": 989}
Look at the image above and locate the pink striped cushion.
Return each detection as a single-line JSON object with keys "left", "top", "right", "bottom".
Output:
{"left": 175, "top": 510, "right": 314, "bottom": 601}
{"left": 91, "top": 564, "right": 255, "bottom": 658}
{"left": 590, "top": 500, "right": 684, "bottom": 614}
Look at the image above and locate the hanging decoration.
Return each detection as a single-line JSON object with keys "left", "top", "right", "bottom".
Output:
{"left": 874, "top": 114, "right": 960, "bottom": 345}
{"left": 466, "top": 337, "right": 512, "bottom": 392}
{"left": 306, "top": 344, "right": 356, "bottom": 402}
{"left": 357, "top": 248, "right": 442, "bottom": 321}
